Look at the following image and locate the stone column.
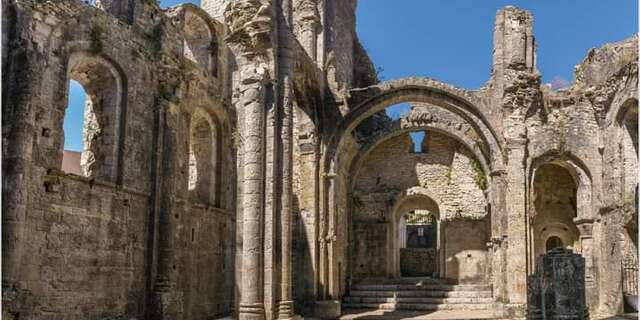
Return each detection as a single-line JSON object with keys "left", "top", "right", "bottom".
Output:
{"left": 505, "top": 138, "right": 528, "bottom": 304}
{"left": 224, "top": 1, "right": 274, "bottom": 318}
{"left": 574, "top": 218, "right": 598, "bottom": 308}
{"left": 238, "top": 67, "right": 268, "bottom": 320}
{"left": 293, "top": 0, "right": 320, "bottom": 61}
{"left": 151, "top": 105, "right": 182, "bottom": 319}
{"left": 277, "top": 67, "right": 295, "bottom": 320}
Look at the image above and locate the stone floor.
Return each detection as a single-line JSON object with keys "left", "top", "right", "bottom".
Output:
{"left": 339, "top": 308, "right": 497, "bottom": 320}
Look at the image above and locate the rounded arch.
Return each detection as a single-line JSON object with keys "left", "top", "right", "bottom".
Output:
{"left": 528, "top": 150, "right": 593, "bottom": 220}
{"left": 63, "top": 50, "right": 128, "bottom": 183}
{"left": 324, "top": 78, "right": 504, "bottom": 175}
{"left": 384, "top": 187, "right": 443, "bottom": 277}
{"left": 348, "top": 121, "right": 491, "bottom": 191}
{"left": 170, "top": 4, "right": 222, "bottom": 76}
{"left": 614, "top": 97, "right": 639, "bottom": 127}
{"left": 536, "top": 222, "right": 578, "bottom": 255}
{"left": 187, "top": 107, "right": 225, "bottom": 208}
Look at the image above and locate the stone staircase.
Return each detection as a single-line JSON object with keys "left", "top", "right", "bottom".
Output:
{"left": 342, "top": 277, "right": 494, "bottom": 312}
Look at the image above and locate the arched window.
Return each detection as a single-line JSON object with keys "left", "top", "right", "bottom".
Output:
{"left": 188, "top": 109, "right": 218, "bottom": 205}
{"left": 184, "top": 10, "right": 218, "bottom": 76}
{"left": 61, "top": 53, "right": 123, "bottom": 182}
{"left": 546, "top": 236, "right": 564, "bottom": 252}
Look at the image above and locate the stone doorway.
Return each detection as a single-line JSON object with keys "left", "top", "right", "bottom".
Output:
{"left": 400, "top": 210, "right": 438, "bottom": 277}
{"left": 390, "top": 192, "right": 443, "bottom": 279}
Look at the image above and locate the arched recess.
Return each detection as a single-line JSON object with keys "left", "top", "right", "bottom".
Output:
{"left": 528, "top": 151, "right": 594, "bottom": 221}
{"left": 62, "top": 51, "right": 127, "bottom": 183}
{"left": 528, "top": 161, "right": 585, "bottom": 262}
{"left": 176, "top": 4, "right": 220, "bottom": 76}
{"left": 617, "top": 98, "right": 638, "bottom": 212}
{"left": 388, "top": 187, "right": 443, "bottom": 278}
{"left": 187, "top": 107, "right": 223, "bottom": 207}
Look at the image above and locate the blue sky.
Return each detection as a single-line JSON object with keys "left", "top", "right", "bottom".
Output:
{"left": 64, "top": 1, "right": 637, "bottom": 150}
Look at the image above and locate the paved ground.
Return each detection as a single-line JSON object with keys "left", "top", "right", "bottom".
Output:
{"left": 340, "top": 308, "right": 497, "bottom": 320}
{"left": 339, "top": 309, "right": 638, "bottom": 320}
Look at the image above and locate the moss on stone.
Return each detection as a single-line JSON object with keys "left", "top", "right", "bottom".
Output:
{"left": 471, "top": 158, "right": 487, "bottom": 191}
{"left": 89, "top": 18, "right": 105, "bottom": 54}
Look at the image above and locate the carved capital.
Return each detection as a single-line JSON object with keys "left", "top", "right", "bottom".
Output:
{"left": 224, "top": 0, "right": 272, "bottom": 57}
{"left": 293, "top": 0, "right": 320, "bottom": 32}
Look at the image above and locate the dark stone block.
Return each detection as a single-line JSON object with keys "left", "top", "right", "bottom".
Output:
{"left": 527, "top": 248, "right": 589, "bottom": 320}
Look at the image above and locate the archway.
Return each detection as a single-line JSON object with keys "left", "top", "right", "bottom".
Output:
{"left": 546, "top": 236, "right": 564, "bottom": 252}
{"left": 530, "top": 163, "right": 580, "bottom": 259}
{"left": 391, "top": 191, "right": 441, "bottom": 278}
{"left": 62, "top": 52, "right": 126, "bottom": 182}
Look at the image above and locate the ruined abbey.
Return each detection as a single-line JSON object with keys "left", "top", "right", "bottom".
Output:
{"left": 2, "top": 0, "right": 638, "bottom": 319}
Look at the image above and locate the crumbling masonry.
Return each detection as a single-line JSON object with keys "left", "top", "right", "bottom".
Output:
{"left": 2, "top": 0, "right": 637, "bottom": 319}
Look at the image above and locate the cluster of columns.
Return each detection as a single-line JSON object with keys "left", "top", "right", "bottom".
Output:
{"left": 227, "top": 0, "right": 321, "bottom": 319}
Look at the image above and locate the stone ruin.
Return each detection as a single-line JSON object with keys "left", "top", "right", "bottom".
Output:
{"left": 1, "top": 0, "right": 637, "bottom": 319}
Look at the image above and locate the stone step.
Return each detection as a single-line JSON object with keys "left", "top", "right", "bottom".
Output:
{"left": 342, "top": 302, "right": 494, "bottom": 311}
{"left": 349, "top": 289, "right": 492, "bottom": 298}
{"left": 344, "top": 296, "right": 494, "bottom": 304}
{"left": 356, "top": 277, "right": 447, "bottom": 285}
{"left": 351, "top": 284, "right": 492, "bottom": 292}
{"left": 340, "top": 308, "right": 499, "bottom": 320}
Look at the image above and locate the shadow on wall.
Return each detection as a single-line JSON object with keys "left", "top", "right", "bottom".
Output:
{"left": 292, "top": 195, "right": 315, "bottom": 316}
{"left": 443, "top": 219, "right": 489, "bottom": 284}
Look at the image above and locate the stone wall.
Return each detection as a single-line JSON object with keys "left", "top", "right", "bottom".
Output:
{"left": 2, "top": 1, "right": 236, "bottom": 319}
{"left": 351, "top": 132, "right": 489, "bottom": 282}
{"left": 2, "top": 1, "right": 637, "bottom": 319}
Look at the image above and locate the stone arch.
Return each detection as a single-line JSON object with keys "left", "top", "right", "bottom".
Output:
{"left": 62, "top": 51, "right": 127, "bottom": 183}
{"left": 187, "top": 107, "right": 224, "bottom": 207}
{"left": 348, "top": 120, "right": 491, "bottom": 191}
{"left": 172, "top": 4, "right": 221, "bottom": 76}
{"left": 616, "top": 98, "right": 638, "bottom": 206}
{"left": 528, "top": 150, "right": 593, "bottom": 221}
{"left": 325, "top": 78, "right": 504, "bottom": 174}
{"left": 321, "top": 79, "right": 500, "bottom": 298}
{"left": 387, "top": 187, "right": 443, "bottom": 277}
{"left": 536, "top": 222, "right": 578, "bottom": 256}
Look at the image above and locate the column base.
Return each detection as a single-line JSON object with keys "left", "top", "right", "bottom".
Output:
{"left": 277, "top": 300, "right": 301, "bottom": 320}
{"left": 314, "top": 300, "right": 341, "bottom": 319}
{"left": 239, "top": 302, "right": 265, "bottom": 320}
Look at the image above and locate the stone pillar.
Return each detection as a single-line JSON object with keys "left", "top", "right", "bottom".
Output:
{"left": 239, "top": 68, "right": 268, "bottom": 320}
{"left": 293, "top": 0, "right": 320, "bottom": 61}
{"left": 574, "top": 218, "right": 598, "bottom": 308}
{"left": 492, "top": 6, "right": 540, "bottom": 312}
{"left": 224, "top": 1, "right": 274, "bottom": 318}
{"left": 314, "top": 166, "right": 341, "bottom": 319}
{"left": 505, "top": 138, "right": 528, "bottom": 305}
{"left": 277, "top": 73, "right": 295, "bottom": 319}
{"left": 151, "top": 105, "right": 182, "bottom": 319}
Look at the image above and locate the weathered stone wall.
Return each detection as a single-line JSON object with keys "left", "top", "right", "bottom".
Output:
{"left": 443, "top": 219, "right": 489, "bottom": 284}
{"left": 2, "top": 0, "right": 637, "bottom": 319}
{"left": 351, "top": 132, "right": 489, "bottom": 282}
{"left": 2, "top": 1, "right": 236, "bottom": 319}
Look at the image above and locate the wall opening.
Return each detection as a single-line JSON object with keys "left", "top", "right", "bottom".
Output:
{"left": 184, "top": 11, "right": 218, "bottom": 76}
{"left": 408, "top": 131, "right": 425, "bottom": 153}
{"left": 545, "top": 236, "right": 564, "bottom": 252}
{"left": 62, "top": 80, "right": 87, "bottom": 175}
{"left": 188, "top": 109, "right": 218, "bottom": 205}
{"left": 531, "top": 163, "right": 579, "bottom": 258}
{"left": 62, "top": 53, "right": 122, "bottom": 181}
